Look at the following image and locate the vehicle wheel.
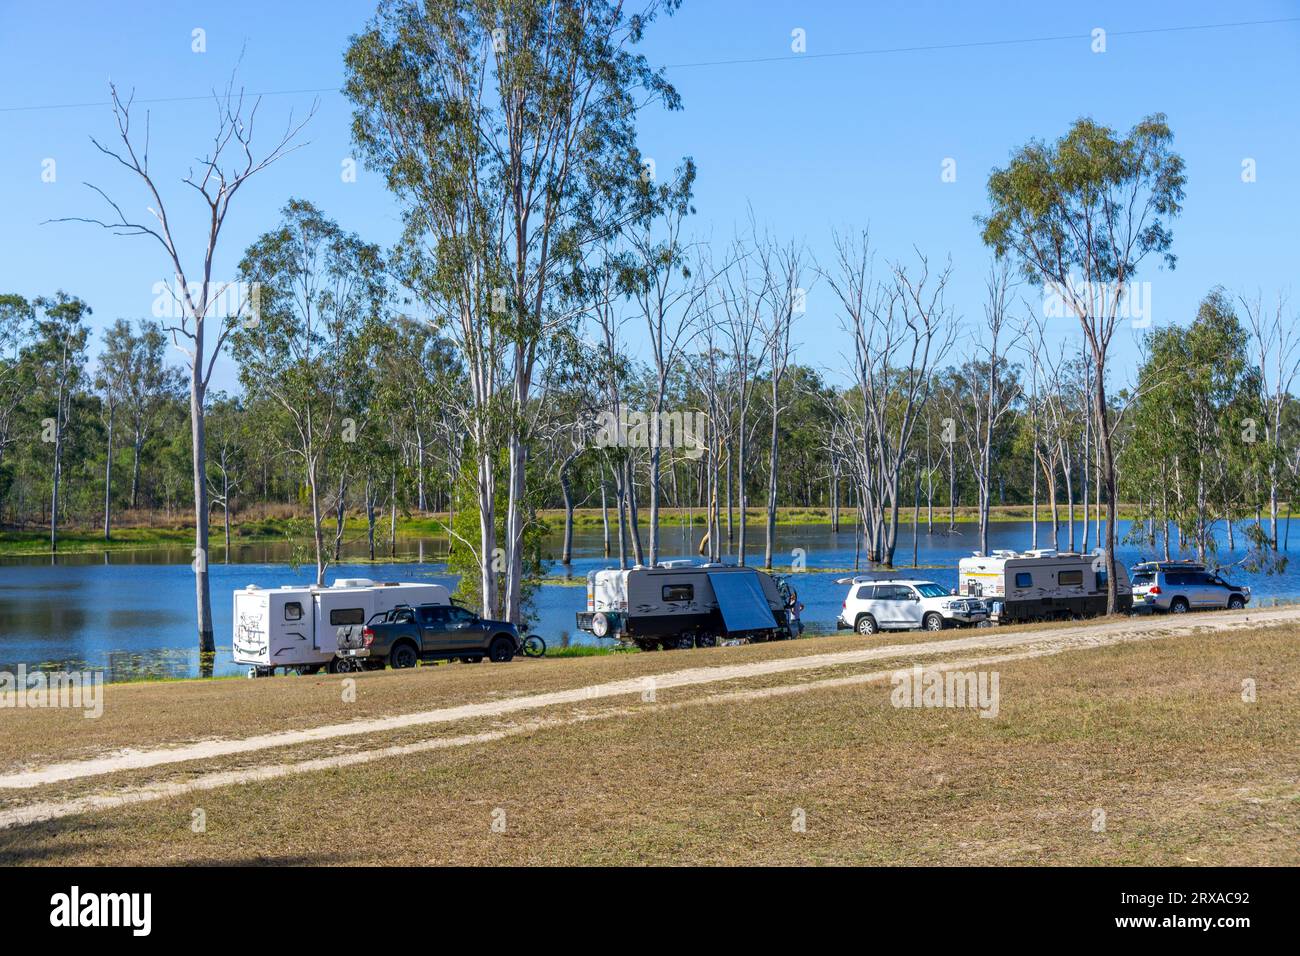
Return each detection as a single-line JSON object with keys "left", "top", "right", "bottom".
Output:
{"left": 1227, "top": 594, "right": 1245, "bottom": 610}
{"left": 522, "top": 634, "right": 546, "bottom": 657}
{"left": 1169, "top": 598, "right": 1189, "bottom": 614}
{"left": 855, "top": 614, "right": 879, "bottom": 635}
{"left": 673, "top": 633, "right": 695, "bottom": 650}
{"left": 696, "top": 632, "right": 718, "bottom": 648}
{"left": 488, "top": 636, "right": 515, "bottom": 663}
{"left": 390, "top": 643, "right": 419, "bottom": 669}
{"left": 923, "top": 613, "right": 945, "bottom": 632}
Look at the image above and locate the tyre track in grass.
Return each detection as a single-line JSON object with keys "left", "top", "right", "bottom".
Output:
{"left": 0, "top": 606, "right": 1295, "bottom": 801}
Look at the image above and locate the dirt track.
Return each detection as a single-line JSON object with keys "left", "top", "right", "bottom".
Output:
{"left": 1, "top": 605, "right": 1297, "bottom": 828}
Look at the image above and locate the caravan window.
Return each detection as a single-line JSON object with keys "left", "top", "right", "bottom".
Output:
{"left": 329, "top": 608, "right": 365, "bottom": 626}
{"left": 1014, "top": 572, "right": 1033, "bottom": 588}
{"left": 1058, "top": 570, "right": 1083, "bottom": 586}
{"left": 663, "top": 584, "right": 694, "bottom": 602}
{"left": 284, "top": 602, "right": 303, "bottom": 621}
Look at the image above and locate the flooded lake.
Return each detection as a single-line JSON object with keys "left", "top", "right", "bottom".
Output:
{"left": 2, "top": 520, "right": 1296, "bottom": 680}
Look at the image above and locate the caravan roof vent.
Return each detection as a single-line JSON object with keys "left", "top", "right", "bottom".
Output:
{"left": 658, "top": 560, "right": 695, "bottom": 569}
{"left": 1028, "top": 549, "right": 1058, "bottom": 558}
{"left": 332, "top": 578, "right": 376, "bottom": 589}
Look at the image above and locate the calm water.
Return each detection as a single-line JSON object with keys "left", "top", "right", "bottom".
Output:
{"left": 2, "top": 520, "right": 1296, "bottom": 680}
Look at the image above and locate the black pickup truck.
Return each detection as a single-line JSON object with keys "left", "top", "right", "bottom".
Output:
{"left": 336, "top": 602, "right": 527, "bottom": 670}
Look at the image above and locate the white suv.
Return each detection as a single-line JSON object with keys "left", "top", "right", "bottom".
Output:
{"left": 837, "top": 579, "right": 989, "bottom": 635}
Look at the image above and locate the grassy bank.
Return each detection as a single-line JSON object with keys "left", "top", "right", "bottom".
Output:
{"left": 1, "top": 617, "right": 1296, "bottom": 865}
{"left": 1, "top": 503, "right": 1160, "bottom": 557}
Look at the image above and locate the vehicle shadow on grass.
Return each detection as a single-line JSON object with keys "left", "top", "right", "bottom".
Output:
{"left": 0, "top": 819, "right": 362, "bottom": 866}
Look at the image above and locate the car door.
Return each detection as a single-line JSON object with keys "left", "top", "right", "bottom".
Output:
{"left": 1190, "top": 572, "right": 1225, "bottom": 608}
{"left": 873, "top": 585, "right": 908, "bottom": 627}
{"left": 443, "top": 606, "right": 486, "bottom": 649}
{"left": 895, "top": 586, "right": 924, "bottom": 628}
{"left": 859, "top": 585, "right": 888, "bottom": 626}
{"left": 415, "top": 605, "right": 451, "bottom": 653}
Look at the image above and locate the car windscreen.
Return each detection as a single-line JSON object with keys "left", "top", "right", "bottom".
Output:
{"left": 1131, "top": 572, "right": 1154, "bottom": 585}
{"left": 914, "top": 583, "right": 949, "bottom": 598}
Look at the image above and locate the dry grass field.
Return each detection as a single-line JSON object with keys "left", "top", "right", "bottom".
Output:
{"left": 1, "top": 610, "right": 1297, "bottom": 865}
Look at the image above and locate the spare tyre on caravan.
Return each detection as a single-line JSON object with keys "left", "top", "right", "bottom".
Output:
{"left": 576, "top": 561, "right": 793, "bottom": 650}
{"left": 232, "top": 578, "right": 449, "bottom": 676}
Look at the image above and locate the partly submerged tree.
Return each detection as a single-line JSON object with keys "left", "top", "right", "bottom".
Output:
{"left": 58, "top": 77, "right": 313, "bottom": 653}
{"left": 980, "top": 114, "right": 1186, "bottom": 612}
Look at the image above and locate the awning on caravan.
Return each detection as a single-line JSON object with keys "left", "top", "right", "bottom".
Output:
{"left": 708, "top": 571, "right": 777, "bottom": 633}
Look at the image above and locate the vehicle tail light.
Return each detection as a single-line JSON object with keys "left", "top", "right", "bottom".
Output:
{"left": 1148, "top": 586, "right": 1161, "bottom": 595}
{"left": 362, "top": 627, "right": 376, "bottom": 647}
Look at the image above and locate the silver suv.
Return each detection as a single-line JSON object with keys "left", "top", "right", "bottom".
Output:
{"left": 1130, "top": 562, "right": 1250, "bottom": 614}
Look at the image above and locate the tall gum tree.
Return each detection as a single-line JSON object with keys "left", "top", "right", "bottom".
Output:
{"left": 345, "top": 0, "right": 680, "bottom": 621}
{"left": 980, "top": 114, "right": 1185, "bottom": 612}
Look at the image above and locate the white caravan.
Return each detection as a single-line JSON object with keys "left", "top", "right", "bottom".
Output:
{"left": 957, "top": 549, "right": 1131, "bottom": 623}
{"left": 232, "top": 578, "right": 449, "bottom": 676}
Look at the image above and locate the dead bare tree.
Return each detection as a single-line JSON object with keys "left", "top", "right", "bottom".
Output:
{"left": 950, "top": 262, "right": 1022, "bottom": 556}
{"left": 53, "top": 77, "right": 313, "bottom": 653}
{"left": 824, "top": 231, "right": 954, "bottom": 567}
{"left": 757, "top": 235, "right": 809, "bottom": 569}
{"left": 1240, "top": 290, "right": 1299, "bottom": 549}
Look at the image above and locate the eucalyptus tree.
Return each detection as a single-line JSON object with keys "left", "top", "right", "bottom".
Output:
{"left": 61, "top": 78, "right": 312, "bottom": 653}
{"left": 981, "top": 114, "right": 1186, "bottom": 611}
{"left": 232, "top": 200, "right": 385, "bottom": 586}
{"left": 1121, "top": 290, "right": 1260, "bottom": 561}
{"left": 757, "top": 235, "right": 808, "bottom": 569}
{"left": 94, "top": 320, "right": 136, "bottom": 539}
{"left": 1239, "top": 291, "right": 1299, "bottom": 550}
{"left": 345, "top": 0, "right": 680, "bottom": 621}
{"left": 949, "top": 263, "right": 1022, "bottom": 556}
{"left": 24, "top": 294, "right": 91, "bottom": 552}
{"left": 824, "top": 231, "right": 954, "bottom": 567}
{"left": 583, "top": 247, "right": 642, "bottom": 567}
{"left": 204, "top": 392, "right": 246, "bottom": 555}
{"left": 106, "top": 320, "right": 182, "bottom": 511}
{"left": 621, "top": 160, "right": 710, "bottom": 565}
{"left": 0, "top": 295, "right": 34, "bottom": 488}
{"left": 717, "top": 236, "right": 768, "bottom": 566}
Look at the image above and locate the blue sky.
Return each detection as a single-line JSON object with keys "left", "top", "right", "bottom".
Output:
{"left": 1, "top": 0, "right": 1297, "bottom": 393}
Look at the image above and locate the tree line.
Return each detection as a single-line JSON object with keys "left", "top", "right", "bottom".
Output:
{"left": 3, "top": 1, "right": 1297, "bottom": 651}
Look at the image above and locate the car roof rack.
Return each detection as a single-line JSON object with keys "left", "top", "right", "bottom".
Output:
{"left": 1132, "top": 559, "right": 1207, "bottom": 571}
